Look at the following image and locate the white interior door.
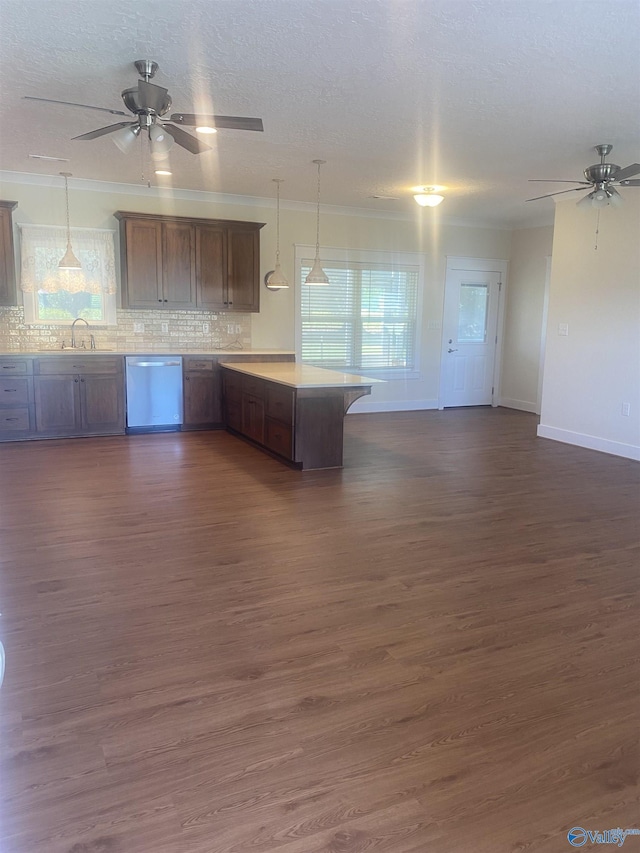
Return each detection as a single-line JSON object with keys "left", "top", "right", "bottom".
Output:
{"left": 441, "top": 268, "right": 502, "bottom": 407}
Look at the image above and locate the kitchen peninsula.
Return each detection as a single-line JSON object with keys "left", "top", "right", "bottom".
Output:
{"left": 221, "top": 362, "right": 382, "bottom": 469}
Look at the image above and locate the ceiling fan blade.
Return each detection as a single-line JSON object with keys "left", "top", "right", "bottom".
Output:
{"left": 24, "top": 96, "right": 127, "bottom": 116}
{"left": 526, "top": 186, "right": 588, "bottom": 202}
{"left": 170, "top": 113, "right": 264, "bottom": 132}
{"left": 162, "top": 123, "right": 213, "bottom": 154}
{"left": 619, "top": 179, "right": 640, "bottom": 186}
{"left": 72, "top": 122, "right": 133, "bottom": 141}
{"left": 614, "top": 163, "right": 640, "bottom": 182}
{"left": 528, "top": 179, "right": 591, "bottom": 184}
{"left": 137, "top": 80, "right": 171, "bottom": 114}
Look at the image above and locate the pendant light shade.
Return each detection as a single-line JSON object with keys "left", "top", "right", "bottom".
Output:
{"left": 58, "top": 173, "right": 82, "bottom": 270}
{"left": 265, "top": 178, "right": 289, "bottom": 290}
{"left": 305, "top": 159, "right": 329, "bottom": 285}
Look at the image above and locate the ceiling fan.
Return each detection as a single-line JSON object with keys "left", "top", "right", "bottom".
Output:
{"left": 24, "top": 59, "right": 264, "bottom": 158}
{"left": 526, "top": 144, "right": 640, "bottom": 207}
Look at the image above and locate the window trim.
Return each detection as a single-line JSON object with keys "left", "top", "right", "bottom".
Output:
{"left": 295, "top": 244, "right": 424, "bottom": 379}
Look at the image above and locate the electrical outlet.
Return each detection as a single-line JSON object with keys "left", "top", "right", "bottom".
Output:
{"left": 161, "top": 322, "right": 169, "bottom": 334}
{"left": 235, "top": 325, "right": 242, "bottom": 334}
{"left": 621, "top": 402, "right": 631, "bottom": 417}
{"left": 202, "top": 323, "right": 210, "bottom": 334}
{"left": 134, "top": 322, "right": 144, "bottom": 333}
{"left": 227, "top": 324, "right": 234, "bottom": 334}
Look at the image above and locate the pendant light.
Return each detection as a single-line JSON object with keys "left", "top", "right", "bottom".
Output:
{"left": 264, "top": 179, "right": 289, "bottom": 290}
{"left": 58, "top": 172, "right": 82, "bottom": 270}
{"left": 305, "top": 159, "right": 329, "bottom": 285}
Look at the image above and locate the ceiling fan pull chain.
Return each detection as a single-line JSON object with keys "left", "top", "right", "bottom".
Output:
{"left": 594, "top": 209, "right": 600, "bottom": 251}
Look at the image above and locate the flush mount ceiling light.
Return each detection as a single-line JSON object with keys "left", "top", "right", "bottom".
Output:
{"left": 265, "top": 178, "right": 289, "bottom": 291}
{"left": 413, "top": 186, "right": 445, "bottom": 207}
{"left": 305, "top": 159, "right": 329, "bottom": 285}
{"left": 58, "top": 172, "right": 82, "bottom": 270}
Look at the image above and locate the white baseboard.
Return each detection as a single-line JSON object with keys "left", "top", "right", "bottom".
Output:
{"left": 348, "top": 398, "right": 439, "bottom": 414}
{"left": 537, "top": 424, "right": 640, "bottom": 461}
{"left": 499, "top": 397, "right": 539, "bottom": 414}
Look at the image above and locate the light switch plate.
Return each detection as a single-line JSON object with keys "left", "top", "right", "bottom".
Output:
{"left": 161, "top": 322, "right": 169, "bottom": 334}
{"left": 134, "top": 322, "right": 144, "bottom": 333}
{"left": 558, "top": 323, "right": 569, "bottom": 336}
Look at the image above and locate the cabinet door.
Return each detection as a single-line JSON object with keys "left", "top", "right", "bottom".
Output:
{"left": 121, "top": 219, "right": 162, "bottom": 308}
{"left": 183, "top": 373, "right": 222, "bottom": 427}
{"left": 227, "top": 227, "right": 260, "bottom": 312}
{"left": 34, "top": 375, "right": 81, "bottom": 434}
{"left": 196, "top": 225, "right": 227, "bottom": 310}
{"left": 242, "top": 393, "right": 265, "bottom": 444}
{"left": 0, "top": 203, "right": 17, "bottom": 307}
{"left": 162, "top": 222, "right": 196, "bottom": 308}
{"left": 80, "top": 373, "right": 125, "bottom": 434}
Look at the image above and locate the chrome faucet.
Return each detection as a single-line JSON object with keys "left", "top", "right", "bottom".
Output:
{"left": 70, "top": 317, "right": 90, "bottom": 349}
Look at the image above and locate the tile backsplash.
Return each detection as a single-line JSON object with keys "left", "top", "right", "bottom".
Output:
{"left": 0, "top": 305, "right": 252, "bottom": 352}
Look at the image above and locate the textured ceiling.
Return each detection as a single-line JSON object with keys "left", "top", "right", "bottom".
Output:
{"left": 0, "top": 0, "right": 639, "bottom": 226}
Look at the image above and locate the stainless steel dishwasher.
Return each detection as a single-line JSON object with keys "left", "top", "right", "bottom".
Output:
{"left": 125, "top": 356, "right": 183, "bottom": 432}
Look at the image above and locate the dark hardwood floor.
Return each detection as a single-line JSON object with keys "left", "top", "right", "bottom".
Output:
{"left": 0, "top": 408, "right": 638, "bottom": 853}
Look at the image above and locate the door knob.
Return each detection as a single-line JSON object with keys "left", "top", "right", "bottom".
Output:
{"left": 447, "top": 348, "right": 458, "bottom": 353}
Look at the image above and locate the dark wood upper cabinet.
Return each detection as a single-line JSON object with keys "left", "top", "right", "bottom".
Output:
{"left": 0, "top": 201, "right": 18, "bottom": 306}
{"left": 115, "top": 211, "right": 264, "bottom": 312}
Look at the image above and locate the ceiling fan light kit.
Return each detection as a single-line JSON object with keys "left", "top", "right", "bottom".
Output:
{"left": 265, "top": 178, "right": 289, "bottom": 291}
{"left": 58, "top": 172, "right": 82, "bottom": 270}
{"left": 305, "top": 160, "right": 330, "bottom": 286}
{"left": 527, "top": 144, "right": 640, "bottom": 207}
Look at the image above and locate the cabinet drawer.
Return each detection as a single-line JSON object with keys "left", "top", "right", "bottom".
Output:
{"left": 265, "top": 418, "right": 293, "bottom": 459}
{"left": 0, "top": 359, "right": 31, "bottom": 375}
{"left": 242, "top": 375, "right": 265, "bottom": 398}
{"left": 0, "top": 408, "right": 30, "bottom": 432}
{"left": 0, "top": 377, "right": 30, "bottom": 405}
{"left": 185, "top": 358, "right": 216, "bottom": 371}
{"left": 266, "top": 384, "right": 294, "bottom": 425}
{"left": 37, "top": 357, "right": 123, "bottom": 375}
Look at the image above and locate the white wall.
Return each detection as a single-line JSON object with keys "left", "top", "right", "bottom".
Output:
{"left": 538, "top": 194, "right": 640, "bottom": 460}
{"left": 1, "top": 173, "right": 511, "bottom": 412}
{"left": 500, "top": 225, "right": 554, "bottom": 413}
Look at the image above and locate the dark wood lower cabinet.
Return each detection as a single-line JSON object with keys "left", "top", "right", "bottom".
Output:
{"left": 0, "top": 358, "right": 35, "bottom": 440}
{"left": 34, "top": 357, "right": 125, "bottom": 438}
{"left": 221, "top": 366, "right": 372, "bottom": 469}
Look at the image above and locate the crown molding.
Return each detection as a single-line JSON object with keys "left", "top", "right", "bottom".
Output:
{"left": 1, "top": 169, "right": 522, "bottom": 230}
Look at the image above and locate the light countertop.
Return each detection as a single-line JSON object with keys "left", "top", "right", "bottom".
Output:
{"left": 0, "top": 349, "right": 295, "bottom": 358}
{"left": 219, "top": 361, "right": 384, "bottom": 389}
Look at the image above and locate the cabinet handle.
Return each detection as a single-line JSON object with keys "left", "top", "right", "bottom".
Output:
{"left": 185, "top": 376, "right": 190, "bottom": 381}
{"left": 158, "top": 298, "right": 162, "bottom": 302}
{"left": 2, "top": 365, "right": 16, "bottom": 369}
{"left": 5, "top": 417, "right": 19, "bottom": 422}
{"left": 72, "top": 365, "right": 85, "bottom": 369}
{"left": 80, "top": 378, "right": 85, "bottom": 383}
{"left": 228, "top": 301, "right": 233, "bottom": 305}
{"left": 3, "top": 389, "right": 17, "bottom": 392}
{"left": 164, "top": 299, "right": 168, "bottom": 302}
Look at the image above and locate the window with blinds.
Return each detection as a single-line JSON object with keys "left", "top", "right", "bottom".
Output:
{"left": 300, "top": 260, "right": 419, "bottom": 371}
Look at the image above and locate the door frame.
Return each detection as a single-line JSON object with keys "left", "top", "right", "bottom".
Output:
{"left": 438, "top": 256, "right": 508, "bottom": 410}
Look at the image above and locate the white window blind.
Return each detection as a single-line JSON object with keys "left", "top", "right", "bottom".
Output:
{"left": 300, "top": 259, "right": 419, "bottom": 371}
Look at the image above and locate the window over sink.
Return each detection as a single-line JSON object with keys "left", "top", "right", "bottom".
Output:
{"left": 19, "top": 225, "right": 117, "bottom": 326}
